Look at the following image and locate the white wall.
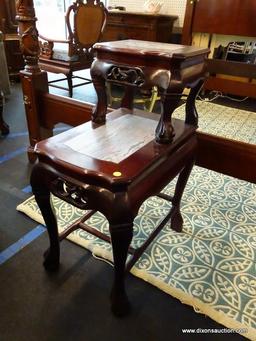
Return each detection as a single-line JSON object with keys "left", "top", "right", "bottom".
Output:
{"left": 108, "top": 0, "right": 187, "bottom": 27}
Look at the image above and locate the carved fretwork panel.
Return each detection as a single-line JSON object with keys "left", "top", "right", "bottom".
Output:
{"left": 107, "top": 66, "right": 145, "bottom": 87}
{"left": 50, "top": 178, "right": 90, "bottom": 210}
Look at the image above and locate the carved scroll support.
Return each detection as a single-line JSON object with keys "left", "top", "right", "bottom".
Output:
{"left": 15, "top": 0, "right": 41, "bottom": 74}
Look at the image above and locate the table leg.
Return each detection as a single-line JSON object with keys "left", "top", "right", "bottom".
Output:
{"left": 67, "top": 72, "right": 73, "bottom": 98}
{"left": 0, "top": 92, "right": 9, "bottom": 135}
{"left": 185, "top": 79, "right": 205, "bottom": 126}
{"left": 155, "top": 89, "right": 183, "bottom": 143}
{"left": 31, "top": 163, "right": 60, "bottom": 271}
{"left": 91, "top": 62, "right": 108, "bottom": 124}
{"left": 109, "top": 221, "right": 133, "bottom": 316}
{"left": 121, "top": 85, "right": 134, "bottom": 110}
{"left": 170, "top": 158, "right": 195, "bottom": 232}
{"left": 106, "top": 191, "right": 134, "bottom": 316}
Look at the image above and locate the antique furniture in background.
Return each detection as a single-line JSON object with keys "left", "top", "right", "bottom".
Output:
{"left": 0, "top": 31, "right": 10, "bottom": 135}
{"left": 102, "top": 10, "right": 178, "bottom": 110}
{"left": 38, "top": 0, "right": 107, "bottom": 97}
{"left": 182, "top": 0, "right": 256, "bottom": 98}
{"left": 0, "top": 0, "right": 24, "bottom": 79}
{"left": 181, "top": 0, "right": 256, "bottom": 182}
{"left": 102, "top": 11, "right": 177, "bottom": 43}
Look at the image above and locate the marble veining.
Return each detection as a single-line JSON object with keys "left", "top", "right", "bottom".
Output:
{"left": 64, "top": 114, "right": 157, "bottom": 163}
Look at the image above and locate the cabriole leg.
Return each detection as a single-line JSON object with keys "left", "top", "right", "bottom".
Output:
{"left": 185, "top": 79, "right": 205, "bottom": 126}
{"left": 156, "top": 89, "right": 183, "bottom": 143}
{"left": 30, "top": 163, "right": 60, "bottom": 271}
{"left": 90, "top": 61, "right": 108, "bottom": 124}
{"left": 109, "top": 222, "right": 133, "bottom": 317}
{"left": 121, "top": 85, "right": 134, "bottom": 110}
{"left": 170, "top": 159, "right": 195, "bottom": 232}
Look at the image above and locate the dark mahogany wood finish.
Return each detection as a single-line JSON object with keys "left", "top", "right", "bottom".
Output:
{"left": 197, "top": 132, "right": 256, "bottom": 183}
{"left": 91, "top": 40, "right": 209, "bottom": 143}
{"left": 182, "top": 0, "right": 256, "bottom": 44}
{"left": 16, "top": 7, "right": 255, "bottom": 316}
{"left": 28, "top": 33, "right": 209, "bottom": 318}
{"left": 16, "top": 0, "right": 210, "bottom": 317}
{"left": 31, "top": 107, "right": 199, "bottom": 316}
{"left": 187, "top": 0, "right": 256, "bottom": 38}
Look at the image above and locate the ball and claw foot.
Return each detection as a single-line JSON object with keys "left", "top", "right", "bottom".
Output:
{"left": 43, "top": 248, "right": 60, "bottom": 272}
{"left": 170, "top": 207, "right": 183, "bottom": 232}
{"left": 110, "top": 288, "right": 131, "bottom": 317}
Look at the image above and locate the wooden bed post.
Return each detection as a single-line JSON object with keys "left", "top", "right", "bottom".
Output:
{"left": 16, "top": 0, "right": 50, "bottom": 163}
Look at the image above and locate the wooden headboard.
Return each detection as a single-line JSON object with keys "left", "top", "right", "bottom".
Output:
{"left": 182, "top": 0, "right": 256, "bottom": 45}
{"left": 181, "top": 0, "right": 256, "bottom": 96}
{"left": 181, "top": 0, "right": 256, "bottom": 98}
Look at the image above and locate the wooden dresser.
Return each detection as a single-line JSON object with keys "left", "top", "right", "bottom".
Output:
{"left": 102, "top": 11, "right": 178, "bottom": 43}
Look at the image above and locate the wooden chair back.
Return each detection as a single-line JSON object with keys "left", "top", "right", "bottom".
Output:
{"left": 66, "top": 0, "right": 107, "bottom": 54}
{"left": 36, "top": 0, "right": 107, "bottom": 97}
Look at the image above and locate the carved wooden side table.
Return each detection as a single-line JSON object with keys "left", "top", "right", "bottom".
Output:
{"left": 91, "top": 40, "right": 209, "bottom": 143}
{"left": 31, "top": 40, "right": 209, "bottom": 316}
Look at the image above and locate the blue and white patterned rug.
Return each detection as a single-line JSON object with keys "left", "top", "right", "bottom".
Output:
{"left": 17, "top": 166, "right": 256, "bottom": 340}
